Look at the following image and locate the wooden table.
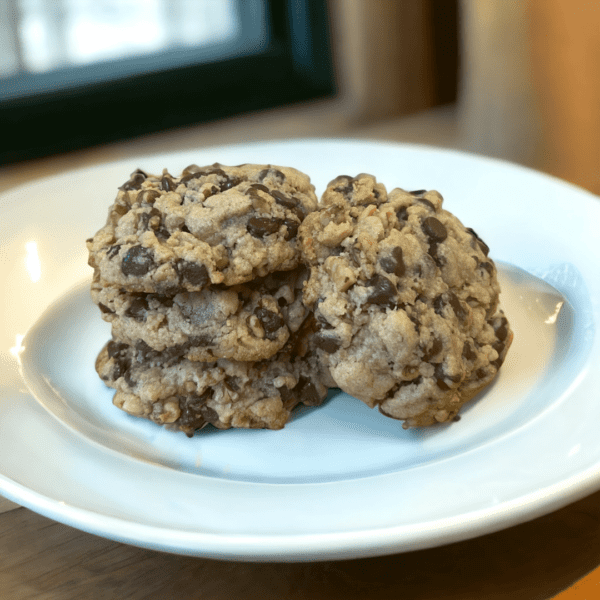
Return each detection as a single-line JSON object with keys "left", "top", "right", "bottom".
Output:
{"left": 1, "top": 103, "right": 598, "bottom": 599}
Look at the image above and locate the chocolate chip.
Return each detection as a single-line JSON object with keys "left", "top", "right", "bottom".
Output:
{"left": 480, "top": 261, "right": 494, "bottom": 275}
{"left": 180, "top": 172, "right": 202, "bottom": 185}
{"left": 249, "top": 183, "right": 269, "bottom": 193}
{"left": 409, "top": 189, "right": 427, "bottom": 196}
{"left": 258, "top": 168, "right": 286, "bottom": 183}
{"left": 396, "top": 206, "right": 409, "bottom": 222}
{"left": 182, "top": 164, "right": 201, "bottom": 176}
{"left": 462, "top": 342, "right": 477, "bottom": 361}
{"left": 283, "top": 217, "right": 299, "bottom": 240}
{"left": 296, "top": 376, "right": 323, "bottom": 406}
{"left": 475, "top": 368, "right": 487, "bottom": 379}
{"left": 495, "top": 319, "right": 509, "bottom": 342}
{"left": 135, "top": 339, "right": 153, "bottom": 355}
{"left": 98, "top": 302, "right": 114, "bottom": 315}
{"left": 188, "top": 334, "right": 214, "bottom": 347}
{"left": 121, "top": 245, "right": 155, "bottom": 276}
{"left": 107, "top": 245, "right": 121, "bottom": 259}
{"left": 247, "top": 216, "right": 284, "bottom": 237}
{"left": 139, "top": 207, "right": 161, "bottom": 230}
{"left": 422, "top": 217, "right": 447, "bottom": 242}
{"left": 279, "top": 385, "right": 299, "bottom": 410}
{"left": 107, "top": 340, "right": 128, "bottom": 359}
{"left": 435, "top": 292, "right": 467, "bottom": 321}
{"left": 203, "top": 185, "right": 219, "bottom": 199}
{"left": 136, "top": 189, "right": 161, "bottom": 205}
{"left": 125, "top": 295, "right": 149, "bottom": 321}
{"left": 434, "top": 364, "right": 461, "bottom": 390}
{"left": 422, "top": 337, "right": 442, "bottom": 361}
{"left": 380, "top": 246, "right": 405, "bottom": 277}
{"left": 366, "top": 275, "right": 397, "bottom": 306}
{"left": 331, "top": 175, "right": 355, "bottom": 196}
{"left": 416, "top": 197, "right": 435, "bottom": 211}
{"left": 119, "top": 171, "right": 147, "bottom": 191}
{"left": 466, "top": 227, "right": 490, "bottom": 256}
{"left": 178, "top": 391, "right": 215, "bottom": 434}
{"left": 219, "top": 176, "right": 242, "bottom": 191}
{"left": 313, "top": 333, "right": 341, "bottom": 353}
{"left": 254, "top": 307, "right": 284, "bottom": 339}
{"left": 176, "top": 261, "right": 209, "bottom": 288}
{"left": 160, "top": 175, "right": 176, "bottom": 192}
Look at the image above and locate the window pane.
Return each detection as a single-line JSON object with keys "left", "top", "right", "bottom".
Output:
{"left": 0, "top": 0, "right": 266, "bottom": 100}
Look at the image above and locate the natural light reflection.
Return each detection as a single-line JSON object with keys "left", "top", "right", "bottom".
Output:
{"left": 544, "top": 300, "right": 564, "bottom": 325}
{"left": 9, "top": 334, "right": 25, "bottom": 359}
{"left": 25, "top": 241, "right": 41, "bottom": 282}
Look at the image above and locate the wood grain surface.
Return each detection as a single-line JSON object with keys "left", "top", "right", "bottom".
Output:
{"left": 2, "top": 488, "right": 600, "bottom": 600}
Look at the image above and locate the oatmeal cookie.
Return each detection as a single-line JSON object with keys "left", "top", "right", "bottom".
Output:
{"left": 96, "top": 327, "right": 330, "bottom": 435}
{"left": 299, "top": 174, "right": 513, "bottom": 427}
{"left": 87, "top": 164, "right": 318, "bottom": 293}
{"left": 91, "top": 266, "right": 309, "bottom": 363}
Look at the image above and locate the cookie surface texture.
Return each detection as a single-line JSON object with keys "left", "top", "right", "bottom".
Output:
{"left": 299, "top": 174, "right": 513, "bottom": 427}
{"left": 96, "top": 333, "right": 329, "bottom": 436}
{"left": 91, "top": 266, "right": 309, "bottom": 363}
{"left": 87, "top": 164, "right": 318, "bottom": 293}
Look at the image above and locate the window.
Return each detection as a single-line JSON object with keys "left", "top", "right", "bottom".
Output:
{"left": 0, "top": 0, "right": 335, "bottom": 164}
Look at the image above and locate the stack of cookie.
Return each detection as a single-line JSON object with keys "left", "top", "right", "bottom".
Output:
{"left": 88, "top": 165, "right": 513, "bottom": 435}
{"left": 87, "top": 164, "right": 331, "bottom": 435}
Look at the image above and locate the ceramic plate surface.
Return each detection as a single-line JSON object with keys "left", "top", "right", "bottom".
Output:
{"left": 1, "top": 139, "right": 599, "bottom": 561}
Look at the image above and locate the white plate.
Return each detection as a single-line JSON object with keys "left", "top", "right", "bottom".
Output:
{"left": 1, "top": 139, "right": 599, "bottom": 561}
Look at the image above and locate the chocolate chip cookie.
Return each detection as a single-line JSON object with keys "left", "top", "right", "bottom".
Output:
{"left": 92, "top": 266, "right": 309, "bottom": 363}
{"left": 96, "top": 331, "right": 329, "bottom": 435}
{"left": 299, "top": 174, "right": 513, "bottom": 427}
{"left": 87, "top": 164, "right": 318, "bottom": 293}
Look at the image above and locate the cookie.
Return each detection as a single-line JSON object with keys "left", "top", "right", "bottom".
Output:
{"left": 299, "top": 174, "right": 512, "bottom": 427}
{"left": 87, "top": 164, "right": 318, "bottom": 293}
{"left": 96, "top": 331, "right": 329, "bottom": 435}
{"left": 91, "top": 266, "right": 309, "bottom": 363}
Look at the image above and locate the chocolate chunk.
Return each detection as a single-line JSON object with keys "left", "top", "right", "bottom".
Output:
{"left": 331, "top": 175, "right": 355, "bottom": 196}
{"left": 279, "top": 385, "right": 299, "bottom": 410}
{"left": 139, "top": 207, "right": 161, "bottom": 230}
{"left": 247, "top": 216, "right": 284, "bottom": 237}
{"left": 416, "top": 197, "right": 435, "bottom": 211}
{"left": 480, "top": 261, "right": 494, "bottom": 275}
{"left": 135, "top": 339, "right": 154, "bottom": 355}
{"left": 422, "top": 217, "right": 447, "bottom": 242}
{"left": 314, "top": 333, "right": 341, "bottom": 353}
{"left": 254, "top": 307, "right": 284, "bottom": 339}
{"left": 435, "top": 292, "right": 467, "bottom": 321}
{"left": 107, "top": 245, "right": 121, "bottom": 259}
{"left": 495, "top": 318, "right": 509, "bottom": 342}
{"left": 176, "top": 261, "right": 209, "bottom": 288}
{"left": 121, "top": 245, "right": 155, "bottom": 277}
{"left": 187, "top": 334, "right": 214, "bottom": 347}
{"left": 160, "top": 175, "right": 176, "bottom": 192}
{"left": 125, "top": 295, "right": 149, "bottom": 321}
{"left": 178, "top": 391, "right": 215, "bottom": 435}
{"left": 283, "top": 217, "right": 299, "bottom": 240}
{"left": 98, "top": 302, "right": 114, "bottom": 315}
{"left": 219, "top": 176, "right": 242, "bottom": 191}
{"left": 249, "top": 183, "right": 269, "bottom": 193}
{"left": 380, "top": 246, "right": 405, "bottom": 277}
{"left": 296, "top": 376, "right": 322, "bottom": 406}
{"left": 136, "top": 189, "right": 161, "bottom": 205}
{"left": 258, "top": 168, "right": 286, "bottom": 183}
{"left": 202, "top": 185, "right": 219, "bottom": 200}
{"left": 466, "top": 227, "right": 490, "bottom": 256}
{"left": 462, "top": 342, "right": 477, "bottom": 361}
{"left": 396, "top": 206, "right": 409, "bottom": 222}
{"left": 422, "top": 337, "right": 442, "bottom": 361}
{"left": 119, "top": 171, "right": 146, "bottom": 191}
{"left": 182, "top": 164, "right": 201, "bottom": 176}
{"left": 366, "top": 275, "right": 397, "bottom": 306}
{"left": 434, "top": 364, "right": 461, "bottom": 390}
{"left": 123, "top": 369, "right": 136, "bottom": 389}
{"left": 107, "top": 340, "right": 128, "bottom": 359}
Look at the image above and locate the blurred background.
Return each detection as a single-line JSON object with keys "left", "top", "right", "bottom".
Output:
{"left": 0, "top": 0, "right": 598, "bottom": 195}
